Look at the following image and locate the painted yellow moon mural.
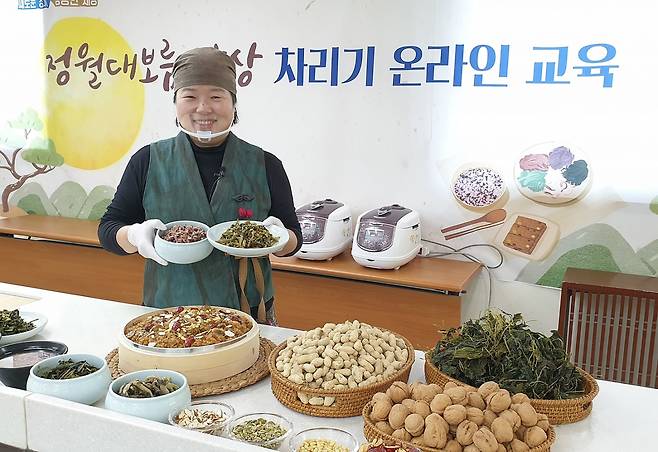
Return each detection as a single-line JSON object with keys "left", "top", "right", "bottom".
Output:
{"left": 44, "top": 18, "right": 144, "bottom": 170}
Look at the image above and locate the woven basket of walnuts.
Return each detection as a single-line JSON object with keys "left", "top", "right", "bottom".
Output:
{"left": 362, "top": 380, "right": 556, "bottom": 452}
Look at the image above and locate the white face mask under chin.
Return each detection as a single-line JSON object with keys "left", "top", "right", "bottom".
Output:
{"left": 178, "top": 122, "right": 232, "bottom": 142}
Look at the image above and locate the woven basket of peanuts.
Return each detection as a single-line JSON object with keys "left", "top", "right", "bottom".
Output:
{"left": 362, "top": 380, "right": 556, "bottom": 452}
{"left": 268, "top": 320, "right": 415, "bottom": 417}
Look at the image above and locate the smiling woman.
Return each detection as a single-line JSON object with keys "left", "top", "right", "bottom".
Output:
{"left": 43, "top": 17, "right": 145, "bottom": 170}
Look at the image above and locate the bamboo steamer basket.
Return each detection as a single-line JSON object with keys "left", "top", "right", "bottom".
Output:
{"left": 118, "top": 307, "right": 259, "bottom": 385}
{"left": 424, "top": 351, "right": 599, "bottom": 425}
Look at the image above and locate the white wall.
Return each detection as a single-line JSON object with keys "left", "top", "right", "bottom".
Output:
{"left": 462, "top": 272, "right": 561, "bottom": 335}
{"left": 2, "top": 0, "right": 656, "bottom": 330}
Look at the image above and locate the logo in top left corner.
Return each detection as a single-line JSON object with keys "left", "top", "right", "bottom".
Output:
{"left": 17, "top": 0, "right": 50, "bottom": 9}
{"left": 18, "top": 0, "right": 99, "bottom": 9}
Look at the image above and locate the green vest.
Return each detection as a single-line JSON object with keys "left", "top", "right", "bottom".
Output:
{"left": 142, "top": 132, "right": 274, "bottom": 310}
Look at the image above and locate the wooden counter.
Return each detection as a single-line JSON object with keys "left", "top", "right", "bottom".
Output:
{"left": 0, "top": 215, "right": 481, "bottom": 348}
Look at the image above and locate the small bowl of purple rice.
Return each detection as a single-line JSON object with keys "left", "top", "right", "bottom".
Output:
{"left": 451, "top": 164, "right": 507, "bottom": 209}
{"left": 154, "top": 220, "right": 213, "bottom": 264}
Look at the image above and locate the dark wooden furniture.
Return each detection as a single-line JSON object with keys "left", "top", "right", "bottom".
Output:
{"left": 559, "top": 268, "right": 658, "bottom": 388}
{"left": 0, "top": 215, "right": 481, "bottom": 349}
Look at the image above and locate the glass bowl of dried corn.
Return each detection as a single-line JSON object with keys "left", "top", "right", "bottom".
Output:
{"left": 289, "top": 427, "right": 358, "bottom": 452}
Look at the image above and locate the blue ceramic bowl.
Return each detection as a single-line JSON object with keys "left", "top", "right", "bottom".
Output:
{"left": 27, "top": 353, "right": 111, "bottom": 405}
{"left": 0, "top": 341, "right": 68, "bottom": 390}
{"left": 154, "top": 220, "right": 213, "bottom": 264}
{"left": 104, "top": 369, "right": 191, "bottom": 423}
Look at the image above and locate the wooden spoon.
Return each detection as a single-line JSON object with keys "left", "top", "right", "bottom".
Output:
{"left": 441, "top": 209, "right": 507, "bottom": 234}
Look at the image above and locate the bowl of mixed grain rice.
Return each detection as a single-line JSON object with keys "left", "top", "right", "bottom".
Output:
{"left": 451, "top": 164, "right": 507, "bottom": 209}
{"left": 154, "top": 220, "right": 213, "bottom": 264}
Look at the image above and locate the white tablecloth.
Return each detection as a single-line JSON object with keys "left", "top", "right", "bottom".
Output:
{"left": 1, "top": 282, "right": 657, "bottom": 451}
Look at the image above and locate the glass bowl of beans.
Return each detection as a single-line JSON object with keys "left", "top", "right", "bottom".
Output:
{"left": 289, "top": 427, "right": 358, "bottom": 452}
{"left": 154, "top": 220, "right": 213, "bottom": 264}
{"left": 168, "top": 400, "right": 235, "bottom": 436}
{"left": 227, "top": 412, "right": 292, "bottom": 450}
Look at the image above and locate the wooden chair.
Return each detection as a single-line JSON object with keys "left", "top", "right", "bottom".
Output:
{"left": 559, "top": 268, "right": 658, "bottom": 388}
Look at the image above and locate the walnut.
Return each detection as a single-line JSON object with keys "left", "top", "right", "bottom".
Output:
{"left": 515, "top": 402, "right": 538, "bottom": 427}
{"left": 524, "top": 426, "right": 547, "bottom": 448}
{"left": 444, "top": 439, "right": 463, "bottom": 452}
{"left": 445, "top": 386, "right": 468, "bottom": 405}
{"left": 491, "top": 417, "right": 514, "bottom": 443}
{"left": 456, "top": 420, "right": 479, "bottom": 446}
{"left": 387, "top": 381, "right": 410, "bottom": 403}
{"left": 473, "top": 427, "right": 499, "bottom": 452}
{"left": 487, "top": 390, "right": 512, "bottom": 413}
{"left": 510, "top": 438, "right": 530, "bottom": 452}
{"left": 477, "top": 381, "right": 500, "bottom": 399}
{"left": 423, "top": 413, "right": 448, "bottom": 449}
{"left": 374, "top": 421, "right": 394, "bottom": 435}
{"left": 404, "top": 413, "right": 425, "bottom": 436}
{"left": 466, "top": 407, "right": 484, "bottom": 426}
{"left": 371, "top": 399, "right": 392, "bottom": 422}
{"left": 511, "top": 392, "right": 530, "bottom": 404}
{"left": 372, "top": 392, "right": 392, "bottom": 405}
{"left": 391, "top": 428, "right": 412, "bottom": 442}
{"left": 401, "top": 398, "right": 416, "bottom": 411}
{"left": 388, "top": 403, "right": 411, "bottom": 430}
{"left": 499, "top": 409, "right": 521, "bottom": 431}
{"left": 536, "top": 413, "right": 550, "bottom": 432}
{"left": 483, "top": 409, "right": 497, "bottom": 428}
{"left": 430, "top": 393, "right": 453, "bottom": 414}
{"left": 468, "top": 391, "right": 486, "bottom": 410}
{"left": 412, "top": 400, "right": 431, "bottom": 418}
{"left": 443, "top": 404, "right": 468, "bottom": 426}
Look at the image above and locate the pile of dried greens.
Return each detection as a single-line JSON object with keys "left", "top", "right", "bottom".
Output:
{"left": 218, "top": 221, "right": 277, "bottom": 248}
{"left": 0, "top": 309, "right": 35, "bottom": 335}
{"left": 38, "top": 359, "right": 99, "bottom": 380}
{"left": 431, "top": 310, "right": 584, "bottom": 399}
{"left": 118, "top": 376, "right": 179, "bottom": 398}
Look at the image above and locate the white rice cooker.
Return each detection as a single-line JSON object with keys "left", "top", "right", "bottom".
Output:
{"left": 351, "top": 204, "right": 421, "bottom": 270}
{"left": 294, "top": 199, "right": 353, "bottom": 261}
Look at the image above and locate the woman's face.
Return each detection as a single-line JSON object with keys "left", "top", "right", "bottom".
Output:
{"left": 175, "top": 85, "right": 234, "bottom": 147}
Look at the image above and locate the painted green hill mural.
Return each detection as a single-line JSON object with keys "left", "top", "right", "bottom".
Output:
{"left": 536, "top": 245, "right": 621, "bottom": 287}
{"left": 518, "top": 223, "right": 654, "bottom": 288}
{"left": 9, "top": 181, "right": 115, "bottom": 220}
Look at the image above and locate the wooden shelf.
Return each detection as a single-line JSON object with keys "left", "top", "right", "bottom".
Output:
{"left": 0, "top": 215, "right": 481, "bottom": 294}
{"left": 0, "top": 215, "right": 100, "bottom": 246}
{"left": 271, "top": 253, "right": 480, "bottom": 294}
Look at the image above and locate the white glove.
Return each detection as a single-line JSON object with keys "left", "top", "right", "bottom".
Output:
{"left": 127, "top": 219, "right": 168, "bottom": 266}
{"left": 262, "top": 216, "right": 285, "bottom": 230}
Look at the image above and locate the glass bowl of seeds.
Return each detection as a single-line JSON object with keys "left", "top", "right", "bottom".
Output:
{"left": 26, "top": 353, "right": 111, "bottom": 405}
{"left": 154, "top": 220, "right": 213, "bottom": 265}
{"left": 289, "top": 427, "right": 358, "bottom": 452}
{"left": 168, "top": 400, "right": 235, "bottom": 436}
{"left": 227, "top": 412, "right": 293, "bottom": 450}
